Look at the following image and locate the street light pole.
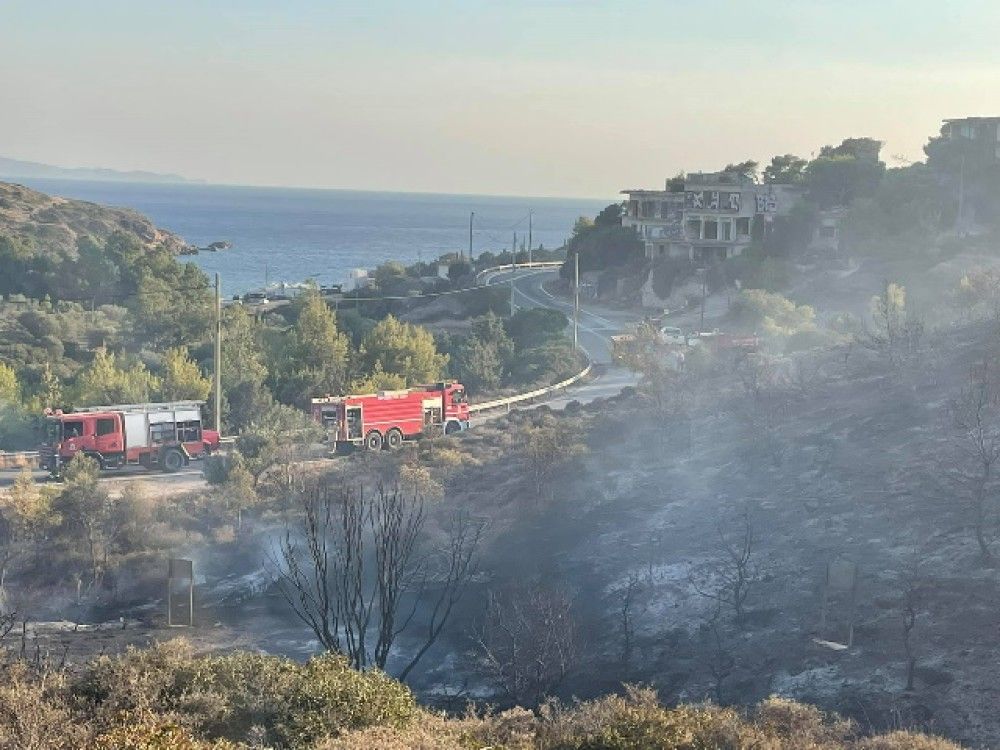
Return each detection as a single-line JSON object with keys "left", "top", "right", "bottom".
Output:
{"left": 573, "top": 252, "right": 579, "bottom": 351}
{"left": 528, "top": 210, "right": 533, "bottom": 266}
{"left": 468, "top": 211, "right": 474, "bottom": 261}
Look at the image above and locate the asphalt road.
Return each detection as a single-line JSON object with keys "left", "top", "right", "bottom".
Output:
{"left": 484, "top": 267, "right": 640, "bottom": 404}
{"left": 1, "top": 269, "right": 640, "bottom": 490}
{"left": 0, "top": 463, "right": 208, "bottom": 492}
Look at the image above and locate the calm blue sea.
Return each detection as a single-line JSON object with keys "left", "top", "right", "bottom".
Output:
{"left": 12, "top": 178, "right": 609, "bottom": 296}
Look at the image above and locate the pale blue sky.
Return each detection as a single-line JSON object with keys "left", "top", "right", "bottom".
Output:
{"left": 3, "top": 1, "right": 998, "bottom": 197}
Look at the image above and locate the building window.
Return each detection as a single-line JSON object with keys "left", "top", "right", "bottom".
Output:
{"left": 686, "top": 219, "right": 701, "bottom": 239}
{"left": 703, "top": 220, "right": 718, "bottom": 240}
{"left": 720, "top": 220, "right": 732, "bottom": 241}
{"left": 658, "top": 244, "right": 666, "bottom": 256}
{"left": 641, "top": 201, "right": 656, "bottom": 218}
{"left": 819, "top": 225, "right": 837, "bottom": 238}
{"left": 736, "top": 217, "right": 751, "bottom": 237}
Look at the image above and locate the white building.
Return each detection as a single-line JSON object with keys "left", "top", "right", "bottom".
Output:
{"left": 622, "top": 172, "right": 804, "bottom": 262}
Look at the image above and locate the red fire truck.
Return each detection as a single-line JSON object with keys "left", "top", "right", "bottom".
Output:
{"left": 39, "top": 401, "right": 221, "bottom": 475}
{"left": 311, "top": 381, "right": 469, "bottom": 451}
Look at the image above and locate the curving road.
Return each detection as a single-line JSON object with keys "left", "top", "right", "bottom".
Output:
{"left": 484, "top": 267, "right": 639, "bottom": 406}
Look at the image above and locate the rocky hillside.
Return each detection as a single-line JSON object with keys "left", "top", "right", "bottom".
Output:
{"left": 0, "top": 180, "right": 193, "bottom": 255}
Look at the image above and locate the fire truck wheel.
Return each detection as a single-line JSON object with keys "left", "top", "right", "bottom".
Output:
{"left": 162, "top": 448, "right": 185, "bottom": 473}
{"left": 444, "top": 421, "right": 461, "bottom": 435}
{"left": 364, "top": 430, "right": 384, "bottom": 451}
{"left": 386, "top": 428, "right": 403, "bottom": 449}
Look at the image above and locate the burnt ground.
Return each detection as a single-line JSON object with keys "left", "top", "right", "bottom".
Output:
{"left": 409, "top": 321, "right": 1000, "bottom": 747}
{"left": 13, "top": 319, "right": 1000, "bottom": 747}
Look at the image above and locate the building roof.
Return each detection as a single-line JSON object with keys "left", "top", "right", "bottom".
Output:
{"left": 944, "top": 116, "right": 1000, "bottom": 123}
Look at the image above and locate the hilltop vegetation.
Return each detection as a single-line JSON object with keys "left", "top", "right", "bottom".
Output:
{"left": 0, "top": 639, "right": 959, "bottom": 749}
{"left": 0, "top": 181, "right": 193, "bottom": 264}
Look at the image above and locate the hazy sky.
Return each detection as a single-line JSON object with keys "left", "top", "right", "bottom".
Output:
{"left": 3, "top": 1, "right": 999, "bottom": 198}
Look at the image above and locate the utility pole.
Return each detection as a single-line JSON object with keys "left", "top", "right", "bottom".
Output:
{"left": 214, "top": 273, "right": 222, "bottom": 433}
{"left": 573, "top": 251, "right": 580, "bottom": 351}
{"left": 468, "top": 211, "right": 474, "bottom": 262}
{"left": 512, "top": 231, "right": 517, "bottom": 269}
{"left": 528, "top": 210, "right": 533, "bottom": 266}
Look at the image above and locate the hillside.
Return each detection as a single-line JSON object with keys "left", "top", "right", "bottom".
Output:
{"left": 0, "top": 180, "right": 193, "bottom": 256}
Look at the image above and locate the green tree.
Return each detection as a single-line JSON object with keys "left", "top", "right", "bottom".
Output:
{"left": 38, "top": 363, "right": 63, "bottom": 410}
{"left": 235, "top": 403, "right": 323, "bottom": 488}
{"left": 221, "top": 452, "right": 258, "bottom": 533}
{"left": 0, "top": 363, "right": 19, "bottom": 404}
{"left": 219, "top": 305, "right": 272, "bottom": 431}
{"left": 450, "top": 314, "right": 514, "bottom": 393}
{"left": 0, "top": 468, "right": 52, "bottom": 590}
{"left": 73, "top": 349, "right": 160, "bottom": 406}
{"left": 594, "top": 203, "right": 623, "bottom": 226}
{"left": 127, "top": 247, "right": 213, "bottom": 350}
{"left": 560, "top": 211, "right": 644, "bottom": 278}
{"left": 806, "top": 139, "right": 885, "bottom": 209}
{"left": 349, "top": 363, "right": 407, "bottom": 394}
{"left": 50, "top": 454, "right": 111, "bottom": 587}
{"left": 763, "top": 154, "right": 808, "bottom": 184}
{"left": 277, "top": 289, "right": 351, "bottom": 407}
{"left": 723, "top": 160, "right": 759, "bottom": 180}
{"left": 358, "top": 315, "right": 447, "bottom": 386}
{"left": 158, "top": 347, "right": 211, "bottom": 401}
{"left": 505, "top": 308, "right": 567, "bottom": 349}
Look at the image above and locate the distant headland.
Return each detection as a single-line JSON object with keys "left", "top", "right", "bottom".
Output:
{"left": 0, "top": 156, "right": 200, "bottom": 185}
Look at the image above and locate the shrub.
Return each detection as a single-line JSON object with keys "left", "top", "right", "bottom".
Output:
{"left": 731, "top": 289, "right": 816, "bottom": 337}
{"left": 73, "top": 641, "right": 416, "bottom": 749}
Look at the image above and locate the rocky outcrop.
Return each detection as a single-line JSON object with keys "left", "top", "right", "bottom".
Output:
{"left": 0, "top": 181, "right": 195, "bottom": 255}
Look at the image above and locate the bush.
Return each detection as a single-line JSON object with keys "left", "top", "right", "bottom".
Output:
{"left": 0, "top": 645, "right": 966, "bottom": 750}
{"left": 731, "top": 289, "right": 816, "bottom": 338}
{"left": 74, "top": 641, "right": 416, "bottom": 749}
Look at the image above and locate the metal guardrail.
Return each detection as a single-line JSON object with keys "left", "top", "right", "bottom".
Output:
{"left": 468, "top": 361, "right": 593, "bottom": 414}
{"left": 474, "top": 260, "right": 562, "bottom": 285}
{"left": 0, "top": 451, "right": 39, "bottom": 470}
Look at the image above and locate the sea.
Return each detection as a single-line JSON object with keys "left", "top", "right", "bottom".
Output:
{"left": 11, "top": 178, "right": 609, "bottom": 297}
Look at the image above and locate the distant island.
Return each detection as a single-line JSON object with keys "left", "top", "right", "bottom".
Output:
{"left": 0, "top": 156, "right": 199, "bottom": 185}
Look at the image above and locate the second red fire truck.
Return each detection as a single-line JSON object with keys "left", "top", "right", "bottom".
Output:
{"left": 311, "top": 381, "right": 469, "bottom": 451}
{"left": 39, "top": 401, "right": 220, "bottom": 475}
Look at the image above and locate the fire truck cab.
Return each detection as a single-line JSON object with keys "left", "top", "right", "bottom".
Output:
{"left": 311, "top": 381, "right": 469, "bottom": 451}
{"left": 40, "top": 401, "right": 220, "bottom": 475}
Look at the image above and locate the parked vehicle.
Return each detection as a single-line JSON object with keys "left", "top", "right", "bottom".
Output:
{"left": 659, "top": 326, "right": 687, "bottom": 346}
{"left": 311, "top": 381, "right": 469, "bottom": 451}
{"left": 688, "top": 329, "right": 760, "bottom": 352}
{"left": 39, "top": 401, "right": 220, "bottom": 475}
